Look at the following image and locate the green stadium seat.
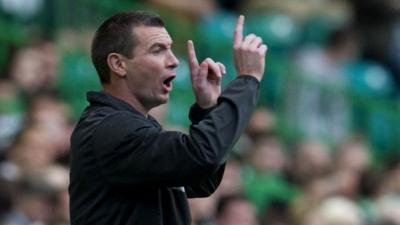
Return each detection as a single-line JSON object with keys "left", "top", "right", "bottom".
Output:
{"left": 195, "top": 10, "right": 237, "bottom": 61}
{"left": 346, "top": 61, "right": 395, "bottom": 98}
{"left": 301, "top": 15, "right": 344, "bottom": 46}
{"left": 345, "top": 61, "right": 397, "bottom": 153}
{"left": 246, "top": 12, "right": 301, "bottom": 52}
{"left": 57, "top": 52, "right": 101, "bottom": 120}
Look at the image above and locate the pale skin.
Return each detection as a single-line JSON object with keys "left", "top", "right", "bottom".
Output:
{"left": 104, "top": 15, "right": 267, "bottom": 115}
{"left": 188, "top": 15, "right": 267, "bottom": 108}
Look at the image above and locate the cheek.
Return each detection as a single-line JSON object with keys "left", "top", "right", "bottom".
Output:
{"left": 130, "top": 61, "right": 162, "bottom": 85}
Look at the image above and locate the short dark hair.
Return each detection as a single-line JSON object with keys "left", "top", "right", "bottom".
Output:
{"left": 91, "top": 11, "right": 164, "bottom": 84}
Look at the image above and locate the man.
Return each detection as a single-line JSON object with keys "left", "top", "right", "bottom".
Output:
{"left": 216, "top": 195, "right": 259, "bottom": 225}
{"left": 69, "top": 11, "right": 267, "bottom": 225}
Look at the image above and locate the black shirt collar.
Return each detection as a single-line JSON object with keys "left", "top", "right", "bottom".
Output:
{"left": 86, "top": 91, "right": 161, "bottom": 126}
{"left": 87, "top": 91, "right": 143, "bottom": 115}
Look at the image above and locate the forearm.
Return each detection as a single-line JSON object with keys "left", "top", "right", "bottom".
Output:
{"left": 188, "top": 75, "right": 260, "bottom": 165}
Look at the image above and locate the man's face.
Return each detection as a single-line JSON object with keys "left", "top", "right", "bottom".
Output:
{"left": 124, "top": 26, "right": 179, "bottom": 111}
{"left": 219, "top": 200, "right": 258, "bottom": 225}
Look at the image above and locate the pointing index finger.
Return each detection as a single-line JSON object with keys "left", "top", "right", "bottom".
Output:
{"left": 187, "top": 40, "right": 199, "bottom": 70}
{"left": 234, "top": 15, "right": 244, "bottom": 48}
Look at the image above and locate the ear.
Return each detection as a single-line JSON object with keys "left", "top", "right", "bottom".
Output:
{"left": 107, "top": 53, "right": 127, "bottom": 78}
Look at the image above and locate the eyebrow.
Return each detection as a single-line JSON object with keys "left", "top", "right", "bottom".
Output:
{"left": 148, "top": 41, "right": 172, "bottom": 51}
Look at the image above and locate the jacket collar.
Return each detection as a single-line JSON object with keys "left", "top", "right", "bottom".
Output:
{"left": 86, "top": 91, "right": 143, "bottom": 116}
{"left": 86, "top": 91, "right": 162, "bottom": 127}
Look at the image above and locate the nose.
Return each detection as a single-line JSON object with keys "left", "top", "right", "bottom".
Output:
{"left": 167, "top": 50, "right": 179, "bottom": 69}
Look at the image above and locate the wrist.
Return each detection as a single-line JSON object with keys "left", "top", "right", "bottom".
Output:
{"left": 196, "top": 99, "right": 217, "bottom": 109}
{"left": 237, "top": 74, "right": 262, "bottom": 83}
{"left": 189, "top": 103, "right": 216, "bottom": 124}
{"left": 238, "top": 73, "right": 262, "bottom": 82}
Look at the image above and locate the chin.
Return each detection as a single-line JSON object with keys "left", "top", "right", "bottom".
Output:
{"left": 152, "top": 96, "right": 169, "bottom": 108}
{"left": 160, "top": 94, "right": 170, "bottom": 103}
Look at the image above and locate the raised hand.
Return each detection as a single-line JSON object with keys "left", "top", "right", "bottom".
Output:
{"left": 187, "top": 40, "right": 226, "bottom": 109}
{"left": 233, "top": 15, "right": 267, "bottom": 81}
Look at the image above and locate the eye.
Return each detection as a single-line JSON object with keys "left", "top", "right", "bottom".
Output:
{"left": 152, "top": 48, "right": 162, "bottom": 55}
{"left": 150, "top": 45, "right": 167, "bottom": 55}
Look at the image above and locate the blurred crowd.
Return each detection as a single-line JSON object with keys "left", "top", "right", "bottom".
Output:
{"left": 0, "top": 0, "right": 400, "bottom": 224}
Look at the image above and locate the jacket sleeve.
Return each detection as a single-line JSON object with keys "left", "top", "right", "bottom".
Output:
{"left": 184, "top": 165, "right": 225, "bottom": 198}
{"left": 91, "top": 75, "right": 259, "bottom": 188}
{"left": 185, "top": 104, "right": 224, "bottom": 198}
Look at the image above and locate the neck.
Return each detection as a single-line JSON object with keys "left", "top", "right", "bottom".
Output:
{"left": 103, "top": 84, "right": 149, "bottom": 117}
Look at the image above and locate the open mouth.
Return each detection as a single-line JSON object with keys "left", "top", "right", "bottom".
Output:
{"left": 163, "top": 76, "right": 176, "bottom": 88}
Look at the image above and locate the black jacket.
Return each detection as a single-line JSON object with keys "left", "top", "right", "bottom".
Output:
{"left": 69, "top": 75, "right": 260, "bottom": 225}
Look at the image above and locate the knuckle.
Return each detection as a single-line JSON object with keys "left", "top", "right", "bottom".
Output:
{"left": 250, "top": 47, "right": 258, "bottom": 53}
{"left": 241, "top": 45, "right": 249, "bottom": 51}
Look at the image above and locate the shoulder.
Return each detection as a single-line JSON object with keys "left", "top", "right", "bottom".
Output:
{"left": 95, "top": 110, "right": 152, "bottom": 133}
{"left": 72, "top": 106, "right": 152, "bottom": 144}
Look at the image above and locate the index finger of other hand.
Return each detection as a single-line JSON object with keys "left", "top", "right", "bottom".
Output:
{"left": 233, "top": 15, "right": 244, "bottom": 48}
{"left": 187, "top": 40, "right": 199, "bottom": 70}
